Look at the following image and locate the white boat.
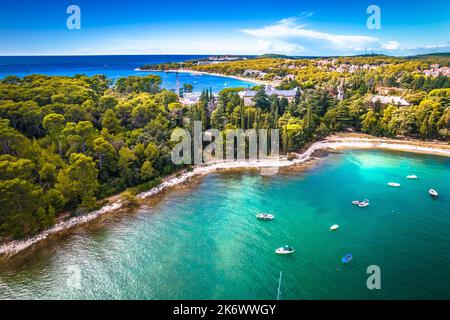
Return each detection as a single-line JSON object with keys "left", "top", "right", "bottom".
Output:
{"left": 429, "top": 189, "right": 439, "bottom": 198}
{"left": 353, "top": 199, "right": 369, "bottom": 207}
{"left": 388, "top": 182, "right": 401, "bottom": 187}
{"left": 330, "top": 224, "right": 340, "bottom": 231}
{"left": 359, "top": 200, "right": 370, "bottom": 208}
{"left": 406, "top": 175, "right": 418, "bottom": 180}
{"left": 275, "top": 246, "right": 295, "bottom": 255}
{"left": 256, "top": 214, "right": 274, "bottom": 221}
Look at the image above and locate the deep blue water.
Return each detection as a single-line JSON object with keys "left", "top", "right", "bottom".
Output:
{"left": 0, "top": 55, "right": 255, "bottom": 92}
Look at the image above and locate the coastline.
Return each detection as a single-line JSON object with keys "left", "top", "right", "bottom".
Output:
{"left": 134, "top": 68, "right": 274, "bottom": 86}
{"left": 1, "top": 135, "right": 449, "bottom": 258}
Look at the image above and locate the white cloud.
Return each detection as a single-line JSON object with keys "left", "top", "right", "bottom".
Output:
{"left": 422, "top": 42, "right": 450, "bottom": 50}
{"left": 257, "top": 39, "right": 305, "bottom": 55}
{"left": 241, "top": 16, "right": 400, "bottom": 54}
{"left": 402, "top": 42, "right": 450, "bottom": 55}
{"left": 382, "top": 41, "right": 400, "bottom": 50}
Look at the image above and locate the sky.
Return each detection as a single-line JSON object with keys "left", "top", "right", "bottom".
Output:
{"left": 0, "top": 0, "right": 449, "bottom": 56}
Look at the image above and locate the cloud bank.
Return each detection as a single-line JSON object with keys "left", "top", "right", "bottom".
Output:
{"left": 241, "top": 16, "right": 401, "bottom": 55}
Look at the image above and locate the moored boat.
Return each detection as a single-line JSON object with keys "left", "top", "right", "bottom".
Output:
{"left": 406, "top": 175, "right": 418, "bottom": 180}
{"left": 256, "top": 213, "right": 275, "bottom": 221}
{"left": 341, "top": 254, "right": 353, "bottom": 264}
{"left": 388, "top": 182, "right": 401, "bottom": 187}
{"left": 330, "top": 224, "right": 339, "bottom": 231}
{"left": 429, "top": 189, "right": 439, "bottom": 198}
{"left": 275, "top": 245, "right": 295, "bottom": 255}
{"left": 358, "top": 199, "right": 370, "bottom": 208}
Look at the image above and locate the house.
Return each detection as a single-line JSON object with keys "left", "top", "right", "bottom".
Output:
{"left": 441, "top": 67, "right": 450, "bottom": 76}
{"left": 180, "top": 92, "right": 202, "bottom": 105}
{"left": 239, "top": 86, "right": 298, "bottom": 106}
{"left": 283, "top": 74, "right": 296, "bottom": 81}
{"left": 423, "top": 66, "right": 450, "bottom": 77}
{"left": 197, "top": 61, "right": 213, "bottom": 66}
{"left": 349, "top": 65, "right": 360, "bottom": 73}
{"left": 243, "top": 70, "right": 262, "bottom": 77}
{"left": 376, "top": 86, "right": 404, "bottom": 95}
{"left": 337, "top": 87, "right": 345, "bottom": 101}
{"left": 370, "top": 94, "right": 410, "bottom": 107}
{"left": 316, "top": 59, "right": 329, "bottom": 67}
{"left": 180, "top": 92, "right": 218, "bottom": 106}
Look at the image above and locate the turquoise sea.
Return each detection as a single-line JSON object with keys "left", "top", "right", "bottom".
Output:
{"left": 1, "top": 149, "right": 449, "bottom": 299}
{"left": 0, "top": 55, "right": 255, "bottom": 92}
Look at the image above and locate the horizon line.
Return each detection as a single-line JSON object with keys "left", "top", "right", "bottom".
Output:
{"left": 0, "top": 52, "right": 448, "bottom": 58}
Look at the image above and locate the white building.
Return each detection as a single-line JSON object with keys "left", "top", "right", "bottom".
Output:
{"left": 243, "top": 70, "right": 260, "bottom": 77}
{"left": 243, "top": 69, "right": 269, "bottom": 78}
{"left": 239, "top": 86, "right": 298, "bottom": 106}
{"left": 180, "top": 92, "right": 202, "bottom": 105}
{"left": 284, "top": 74, "right": 296, "bottom": 81}
{"left": 423, "top": 66, "right": 450, "bottom": 77}
{"left": 180, "top": 92, "right": 218, "bottom": 106}
{"left": 370, "top": 95, "right": 410, "bottom": 107}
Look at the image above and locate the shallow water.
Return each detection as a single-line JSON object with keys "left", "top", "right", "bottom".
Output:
{"left": 1, "top": 150, "right": 449, "bottom": 299}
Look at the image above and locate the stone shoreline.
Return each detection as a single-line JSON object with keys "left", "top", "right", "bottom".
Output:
{"left": 134, "top": 68, "right": 272, "bottom": 86}
{"left": 1, "top": 136, "right": 449, "bottom": 258}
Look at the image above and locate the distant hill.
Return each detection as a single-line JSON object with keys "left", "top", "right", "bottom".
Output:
{"left": 257, "top": 54, "right": 290, "bottom": 59}
{"left": 257, "top": 53, "right": 398, "bottom": 60}
{"left": 255, "top": 52, "right": 450, "bottom": 61}
{"left": 406, "top": 52, "right": 450, "bottom": 65}
{"left": 408, "top": 52, "right": 450, "bottom": 59}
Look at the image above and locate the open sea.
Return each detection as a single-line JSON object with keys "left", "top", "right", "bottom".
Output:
{"left": 0, "top": 55, "right": 255, "bottom": 92}
{"left": 1, "top": 150, "right": 449, "bottom": 299}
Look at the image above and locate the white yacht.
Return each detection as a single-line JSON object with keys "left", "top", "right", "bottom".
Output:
{"left": 275, "top": 246, "right": 295, "bottom": 255}
{"left": 388, "top": 182, "right": 401, "bottom": 187}
{"left": 330, "top": 224, "right": 340, "bottom": 231}
{"left": 429, "top": 189, "right": 439, "bottom": 198}
{"left": 256, "top": 214, "right": 274, "bottom": 221}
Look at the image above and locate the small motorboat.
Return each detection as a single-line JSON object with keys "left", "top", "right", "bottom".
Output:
{"left": 256, "top": 213, "right": 274, "bottom": 221}
{"left": 330, "top": 224, "right": 340, "bottom": 231}
{"left": 406, "top": 175, "right": 418, "bottom": 180}
{"left": 429, "top": 189, "right": 439, "bottom": 198}
{"left": 352, "top": 200, "right": 360, "bottom": 205}
{"left": 341, "top": 254, "right": 353, "bottom": 264}
{"left": 388, "top": 182, "right": 401, "bottom": 187}
{"left": 275, "top": 245, "right": 295, "bottom": 255}
{"left": 358, "top": 199, "right": 370, "bottom": 208}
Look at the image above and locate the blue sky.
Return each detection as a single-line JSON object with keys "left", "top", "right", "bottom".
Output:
{"left": 0, "top": 0, "right": 449, "bottom": 56}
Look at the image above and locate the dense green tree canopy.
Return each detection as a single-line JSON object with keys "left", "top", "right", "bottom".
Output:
{"left": 0, "top": 54, "right": 449, "bottom": 240}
